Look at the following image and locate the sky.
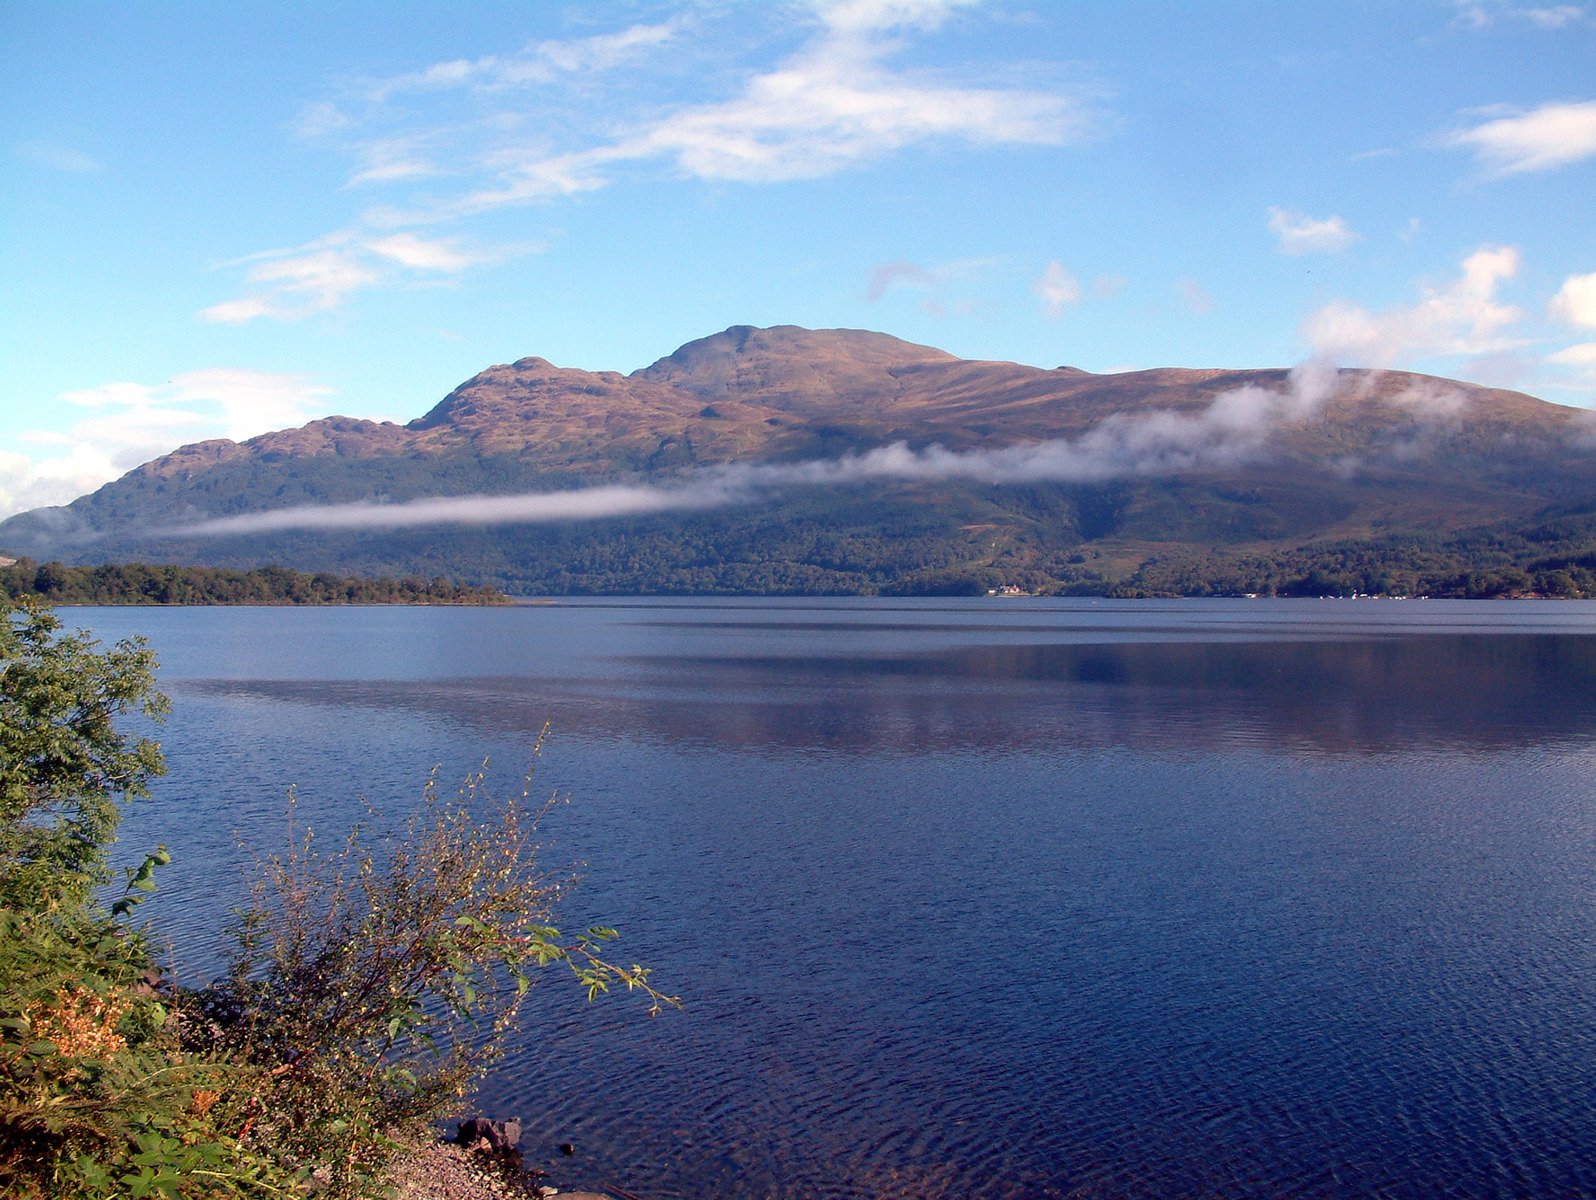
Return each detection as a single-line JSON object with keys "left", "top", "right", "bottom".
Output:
{"left": 2, "top": 0, "right": 1594, "bottom": 520}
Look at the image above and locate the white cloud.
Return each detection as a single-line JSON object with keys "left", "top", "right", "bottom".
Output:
{"left": 1267, "top": 206, "right": 1359, "bottom": 255}
{"left": 60, "top": 369, "right": 337, "bottom": 446}
{"left": 345, "top": 137, "right": 444, "bottom": 187}
{"left": 1523, "top": 5, "right": 1590, "bottom": 26}
{"left": 296, "top": 102, "right": 355, "bottom": 139}
{"left": 0, "top": 445, "right": 125, "bottom": 518}
{"left": 213, "top": 6, "right": 1091, "bottom": 318}
{"left": 249, "top": 248, "right": 380, "bottom": 312}
{"left": 524, "top": 20, "right": 685, "bottom": 78}
{"left": 1302, "top": 245, "right": 1525, "bottom": 365}
{"left": 1548, "top": 342, "right": 1596, "bottom": 365}
{"left": 1447, "top": 100, "right": 1596, "bottom": 176}
{"left": 177, "top": 482, "right": 730, "bottom": 536}
{"left": 819, "top": 0, "right": 978, "bottom": 36}
{"left": 1452, "top": 2, "right": 1590, "bottom": 28}
{"left": 413, "top": 2, "right": 1087, "bottom": 217}
{"left": 0, "top": 372, "right": 338, "bottom": 519}
{"left": 1549, "top": 271, "right": 1596, "bottom": 328}
{"left": 362, "top": 19, "right": 686, "bottom": 102}
{"left": 1033, "top": 261, "right": 1081, "bottom": 317}
{"left": 365, "top": 233, "right": 489, "bottom": 273}
{"left": 15, "top": 140, "right": 102, "bottom": 173}
{"left": 203, "top": 230, "right": 524, "bottom": 323}
{"left": 623, "top": 17, "right": 1078, "bottom": 185}
{"left": 1547, "top": 341, "right": 1596, "bottom": 397}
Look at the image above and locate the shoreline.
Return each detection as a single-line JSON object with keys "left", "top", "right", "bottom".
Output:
{"left": 392, "top": 1133, "right": 626, "bottom": 1200}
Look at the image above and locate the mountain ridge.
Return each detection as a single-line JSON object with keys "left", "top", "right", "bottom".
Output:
{"left": 3, "top": 325, "right": 1594, "bottom": 595}
{"left": 109, "top": 324, "right": 1590, "bottom": 477}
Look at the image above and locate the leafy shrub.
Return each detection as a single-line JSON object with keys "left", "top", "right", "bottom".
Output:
{"left": 0, "top": 599, "right": 295, "bottom": 1197}
{"left": 182, "top": 756, "right": 675, "bottom": 1196}
{"left": 1, "top": 599, "right": 673, "bottom": 1198}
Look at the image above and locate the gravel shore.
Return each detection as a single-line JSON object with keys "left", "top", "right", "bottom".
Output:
{"left": 389, "top": 1138, "right": 535, "bottom": 1200}
{"left": 389, "top": 1136, "right": 619, "bottom": 1200}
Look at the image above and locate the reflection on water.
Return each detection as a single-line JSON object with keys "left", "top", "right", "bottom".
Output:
{"left": 73, "top": 600, "right": 1596, "bottom": 1200}
{"left": 188, "top": 631, "right": 1596, "bottom": 757}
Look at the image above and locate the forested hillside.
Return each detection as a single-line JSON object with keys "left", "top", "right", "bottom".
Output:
{"left": 0, "top": 560, "right": 507, "bottom": 605}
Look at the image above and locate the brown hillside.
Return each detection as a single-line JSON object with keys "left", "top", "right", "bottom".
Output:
{"left": 139, "top": 325, "right": 1591, "bottom": 482}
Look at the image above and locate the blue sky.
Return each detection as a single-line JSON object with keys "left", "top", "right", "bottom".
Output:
{"left": 3, "top": 0, "right": 1594, "bottom": 519}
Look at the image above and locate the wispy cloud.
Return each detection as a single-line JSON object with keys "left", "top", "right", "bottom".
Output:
{"left": 1033, "top": 261, "right": 1082, "bottom": 317}
{"left": 1267, "top": 206, "right": 1359, "bottom": 255}
{"left": 1548, "top": 342, "right": 1596, "bottom": 365}
{"left": 172, "top": 363, "right": 1346, "bottom": 537}
{"left": 1521, "top": 4, "right": 1592, "bottom": 26}
{"left": 1302, "top": 245, "right": 1525, "bottom": 365}
{"left": 202, "top": 229, "right": 527, "bottom": 323}
{"left": 1451, "top": 2, "right": 1590, "bottom": 29}
{"left": 1546, "top": 341, "right": 1596, "bottom": 398}
{"left": 60, "top": 369, "right": 337, "bottom": 441}
{"left": 865, "top": 256, "right": 994, "bottom": 314}
{"left": 867, "top": 261, "right": 938, "bottom": 302}
{"left": 15, "top": 140, "right": 102, "bottom": 173}
{"left": 205, "top": 4, "right": 1093, "bottom": 320}
{"left": 1544, "top": 341, "right": 1596, "bottom": 370}
{"left": 620, "top": 5, "right": 1081, "bottom": 184}
{"left": 1446, "top": 100, "right": 1596, "bottom": 176}
{"left": 0, "top": 371, "right": 337, "bottom": 519}
{"left": 177, "top": 482, "right": 732, "bottom": 536}
{"left": 359, "top": 18, "right": 687, "bottom": 103}
{"left": 344, "top": 137, "right": 446, "bottom": 187}
{"left": 427, "top": 1, "right": 1088, "bottom": 215}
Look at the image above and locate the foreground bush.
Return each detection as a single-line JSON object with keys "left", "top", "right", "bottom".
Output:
{"left": 0, "top": 600, "right": 672, "bottom": 1197}
{"left": 183, "top": 759, "right": 674, "bottom": 1196}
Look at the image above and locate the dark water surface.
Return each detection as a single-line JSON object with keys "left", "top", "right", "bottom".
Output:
{"left": 76, "top": 598, "right": 1596, "bottom": 1199}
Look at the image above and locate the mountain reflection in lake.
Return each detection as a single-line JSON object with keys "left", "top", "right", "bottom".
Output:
{"left": 189, "top": 632, "right": 1596, "bottom": 757}
{"left": 82, "top": 599, "right": 1596, "bottom": 1200}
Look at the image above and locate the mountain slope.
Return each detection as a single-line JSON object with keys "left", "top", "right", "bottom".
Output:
{"left": 3, "top": 325, "right": 1593, "bottom": 594}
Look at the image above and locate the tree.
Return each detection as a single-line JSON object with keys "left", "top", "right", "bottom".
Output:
{"left": 0, "top": 599, "right": 273, "bottom": 1198}
{"left": 0, "top": 599, "right": 168, "bottom": 910}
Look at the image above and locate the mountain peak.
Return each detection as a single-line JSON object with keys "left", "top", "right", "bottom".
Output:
{"left": 643, "top": 324, "right": 955, "bottom": 372}
{"left": 635, "top": 325, "right": 959, "bottom": 411}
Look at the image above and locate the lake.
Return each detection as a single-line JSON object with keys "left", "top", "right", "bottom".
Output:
{"left": 73, "top": 598, "right": 1596, "bottom": 1199}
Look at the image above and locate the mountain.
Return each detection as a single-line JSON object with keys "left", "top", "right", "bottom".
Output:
{"left": 4, "top": 325, "right": 1595, "bottom": 596}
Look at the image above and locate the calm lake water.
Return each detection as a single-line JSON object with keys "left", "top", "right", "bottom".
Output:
{"left": 74, "top": 598, "right": 1596, "bottom": 1200}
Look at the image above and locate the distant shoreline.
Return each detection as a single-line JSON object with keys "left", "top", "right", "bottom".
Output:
{"left": 1, "top": 558, "right": 508, "bottom": 606}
